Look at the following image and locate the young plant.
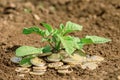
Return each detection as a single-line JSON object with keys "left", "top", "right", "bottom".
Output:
{"left": 15, "top": 21, "right": 111, "bottom": 67}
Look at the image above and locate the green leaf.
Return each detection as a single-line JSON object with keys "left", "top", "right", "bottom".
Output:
{"left": 41, "top": 22, "right": 53, "bottom": 32}
{"left": 45, "top": 30, "right": 51, "bottom": 36}
{"left": 77, "top": 43, "right": 84, "bottom": 50}
{"left": 63, "top": 36, "right": 84, "bottom": 50}
{"left": 63, "top": 21, "right": 83, "bottom": 35}
{"left": 41, "top": 38, "right": 48, "bottom": 42}
{"left": 51, "top": 29, "right": 59, "bottom": 36}
{"left": 60, "top": 23, "right": 64, "bottom": 30}
{"left": 85, "top": 36, "right": 111, "bottom": 44}
{"left": 19, "top": 57, "right": 32, "bottom": 67}
{"left": 57, "top": 35, "right": 76, "bottom": 55}
{"left": 80, "top": 38, "right": 93, "bottom": 44}
{"left": 16, "top": 46, "right": 43, "bottom": 57}
{"left": 57, "top": 35, "right": 84, "bottom": 54}
{"left": 42, "top": 45, "right": 51, "bottom": 53}
{"left": 77, "top": 38, "right": 92, "bottom": 49}
{"left": 23, "top": 27, "right": 45, "bottom": 36}
{"left": 70, "top": 37, "right": 84, "bottom": 50}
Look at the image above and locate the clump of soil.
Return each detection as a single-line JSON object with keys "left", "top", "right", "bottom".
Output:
{"left": 0, "top": 0, "right": 120, "bottom": 80}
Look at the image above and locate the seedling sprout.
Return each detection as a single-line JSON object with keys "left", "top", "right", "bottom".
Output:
{"left": 12, "top": 21, "right": 111, "bottom": 74}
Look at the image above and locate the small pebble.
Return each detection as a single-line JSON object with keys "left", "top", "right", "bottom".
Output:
{"left": 33, "top": 14, "right": 40, "bottom": 20}
{"left": 118, "top": 75, "right": 120, "bottom": 80}
{"left": 11, "top": 56, "right": 22, "bottom": 63}
{"left": 9, "top": 3, "right": 16, "bottom": 8}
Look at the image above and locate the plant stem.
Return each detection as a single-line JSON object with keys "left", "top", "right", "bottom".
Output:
{"left": 55, "top": 41, "right": 61, "bottom": 51}
{"left": 42, "top": 35, "right": 54, "bottom": 49}
{"left": 48, "top": 41, "right": 54, "bottom": 49}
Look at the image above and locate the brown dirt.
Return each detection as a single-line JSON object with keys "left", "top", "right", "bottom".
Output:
{"left": 0, "top": 0, "right": 120, "bottom": 80}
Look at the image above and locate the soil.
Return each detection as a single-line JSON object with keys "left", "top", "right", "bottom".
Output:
{"left": 0, "top": 0, "right": 120, "bottom": 80}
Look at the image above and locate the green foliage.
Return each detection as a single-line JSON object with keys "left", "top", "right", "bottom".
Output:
{"left": 78, "top": 36, "right": 111, "bottom": 49}
{"left": 23, "top": 27, "right": 45, "bottom": 37}
{"left": 15, "top": 21, "right": 111, "bottom": 58}
{"left": 16, "top": 46, "right": 43, "bottom": 57}
{"left": 19, "top": 56, "right": 33, "bottom": 67}
{"left": 63, "top": 21, "right": 83, "bottom": 35}
{"left": 58, "top": 35, "right": 76, "bottom": 55}
{"left": 41, "top": 22, "right": 53, "bottom": 33}
{"left": 42, "top": 45, "right": 51, "bottom": 53}
{"left": 57, "top": 35, "right": 82, "bottom": 55}
{"left": 85, "top": 36, "right": 111, "bottom": 44}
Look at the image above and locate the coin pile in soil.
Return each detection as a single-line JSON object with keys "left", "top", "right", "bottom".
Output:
{"left": 29, "top": 57, "right": 47, "bottom": 75}
{"left": 11, "top": 51, "right": 104, "bottom": 75}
